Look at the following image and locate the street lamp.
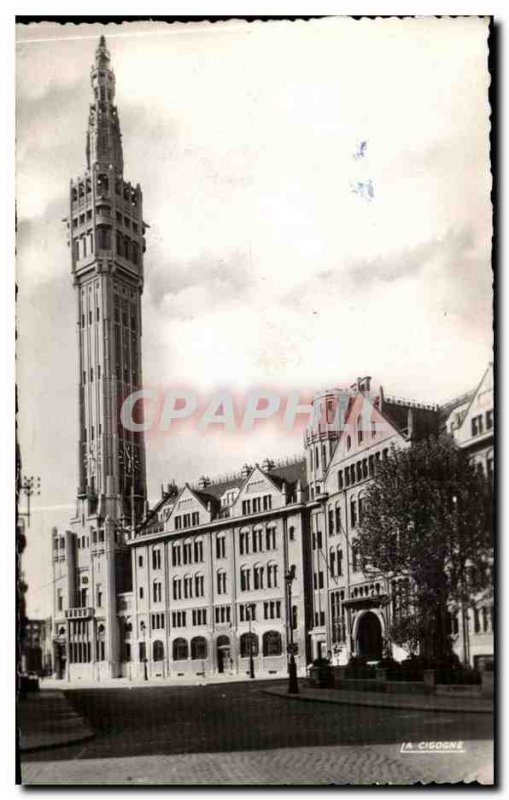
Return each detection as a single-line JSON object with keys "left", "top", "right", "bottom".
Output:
{"left": 140, "top": 620, "right": 148, "bottom": 681}
{"left": 19, "top": 475, "right": 41, "bottom": 527}
{"left": 247, "top": 603, "right": 255, "bottom": 679}
{"left": 285, "top": 566, "right": 299, "bottom": 694}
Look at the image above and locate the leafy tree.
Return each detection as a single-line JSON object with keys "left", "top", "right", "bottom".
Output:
{"left": 357, "top": 435, "right": 493, "bottom": 662}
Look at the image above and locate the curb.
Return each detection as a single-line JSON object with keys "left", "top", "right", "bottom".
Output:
{"left": 19, "top": 730, "right": 95, "bottom": 754}
{"left": 261, "top": 688, "right": 494, "bottom": 715}
{"left": 18, "top": 691, "right": 95, "bottom": 753}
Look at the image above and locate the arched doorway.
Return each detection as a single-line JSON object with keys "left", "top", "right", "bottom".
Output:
{"left": 356, "top": 612, "right": 383, "bottom": 661}
{"left": 216, "top": 635, "right": 230, "bottom": 674}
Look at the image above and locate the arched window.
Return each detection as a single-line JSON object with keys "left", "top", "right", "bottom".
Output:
{"left": 153, "top": 580, "right": 162, "bottom": 603}
{"left": 217, "top": 569, "right": 227, "bottom": 595}
{"left": 153, "top": 640, "right": 164, "bottom": 661}
{"left": 173, "top": 576, "right": 181, "bottom": 600}
{"left": 315, "top": 445, "right": 320, "bottom": 470}
{"left": 172, "top": 638, "right": 188, "bottom": 661}
{"left": 240, "top": 565, "right": 250, "bottom": 592}
{"left": 253, "top": 563, "right": 264, "bottom": 590}
{"left": 191, "top": 636, "right": 207, "bottom": 660}
{"left": 266, "top": 562, "right": 278, "bottom": 588}
{"left": 322, "top": 444, "right": 327, "bottom": 469}
{"left": 335, "top": 504, "right": 341, "bottom": 533}
{"left": 240, "top": 632, "right": 259, "bottom": 658}
{"left": 263, "top": 630, "right": 282, "bottom": 657}
{"left": 194, "top": 573, "right": 204, "bottom": 597}
{"left": 183, "top": 574, "right": 193, "bottom": 599}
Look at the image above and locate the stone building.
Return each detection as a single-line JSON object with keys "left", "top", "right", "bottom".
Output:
{"left": 51, "top": 37, "right": 493, "bottom": 681}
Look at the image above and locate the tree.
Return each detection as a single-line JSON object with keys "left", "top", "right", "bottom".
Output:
{"left": 357, "top": 435, "right": 493, "bottom": 662}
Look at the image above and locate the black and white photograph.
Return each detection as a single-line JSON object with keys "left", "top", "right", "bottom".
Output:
{"left": 15, "top": 14, "right": 494, "bottom": 786}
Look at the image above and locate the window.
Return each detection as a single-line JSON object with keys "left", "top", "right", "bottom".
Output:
{"left": 486, "top": 410, "right": 493, "bottom": 430}
{"left": 346, "top": 435, "right": 352, "bottom": 451}
{"left": 192, "top": 511, "right": 200, "bottom": 527}
{"left": 267, "top": 527, "right": 276, "bottom": 550}
{"left": 240, "top": 632, "right": 259, "bottom": 658}
{"left": 173, "top": 577, "right": 182, "bottom": 600}
{"left": 214, "top": 606, "right": 231, "bottom": 624}
{"left": 192, "top": 609, "right": 207, "bottom": 626}
{"left": 174, "top": 516, "right": 182, "bottom": 530}
{"left": 194, "top": 574, "right": 204, "bottom": 597}
{"left": 240, "top": 566, "right": 250, "bottom": 592}
{"left": 173, "top": 638, "right": 188, "bottom": 661}
{"left": 96, "top": 584, "right": 102, "bottom": 607}
{"left": 253, "top": 497, "right": 261, "bottom": 513}
{"left": 153, "top": 640, "right": 164, "bottom": 662}
{"left": 337, "top": 549, "right": 343, "bottom": 576}
{"left": 172, "top": 545, "right": 181, "bottom": 566}
{"left": 289, "top": 526, "right": 295, "bottom": 542}
{"left": 263, "top": 630, "right": 282, "bottom": 657}
{"left": 266, "top": 563, "right": 278, "bottom": 588}
{"left": 184, "top": 575, "right": 193, "bottom": 599}
{"left": 316, "top": 530, "right": 323, "bottom": 549}
{"left": 139, "top": 587, "right": 144, "bottom": 600}
{"left": 152, "top": 549, "right": 161, "bottom": 570}
{"left": 351, "top": 499, "right": 357, "bottom": 529}
{"left": 263, "top": 495, "right": 272, "bottom": 511}
{"left": 217, "top": 570, "right": 227, "bottom": 595}
{"left": 191, "top": 636, "right": 207, "bottom": 660}
{"left": 318, "top": 571, "right": 324, "bottom": 589}
{"left": 330, "top": 549, "right": 336, "bottom": 577}
{"left": 242, "top": 500, "right": 251, "bottom": 515}
{"left": 253, "top": 564, "right": 264, "bottom": 590}
{"left": 292, "top": 604, "right": 298, "bottom": 630}
{"left": 153, "top": 581, "right": 162, "bottom": 603}
{"left": 335, "top": 506, "right": 341, "bottom": 533}
{"left": 183, "top": 542, "right": 192, "bottom": 564}
{"left": 57, "top": 589, "right": 63, "bottom": 612}
{"left": 216, "top": 535, "right": 226, "bottom": 559}
{"left": 472, "top": 415, "right": 483, "bottom": 437}
{"left": 172, "top": 611, "right": 186, "bottom": 628}
{"left": 263, "top": 600, "right": 281, "bottom": 620}
{"left": 351, "top": 541, "right": 360, "bottom": 572}
{"left": 194, "top": 539, "right": 203, "bottom": 563}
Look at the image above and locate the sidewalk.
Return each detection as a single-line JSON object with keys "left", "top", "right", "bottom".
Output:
{"left": 17, "top": 690, "right": 94, "bottom": 752}
{"left": 40, "top": 672, "right": 288, "bottom": 691}
{"left": 263, "top": 685, "right": 494, "bottom": 714}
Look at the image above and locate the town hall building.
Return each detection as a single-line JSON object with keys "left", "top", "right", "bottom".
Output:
{"left": 51, "top": 37, "right": 493, "bottom": 682}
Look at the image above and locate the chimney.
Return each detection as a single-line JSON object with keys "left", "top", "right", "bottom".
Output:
{"left": 261, "top": 458, "right": 275, "bottom": 471}
{"left": 296, "top": 479, "right": 303, "bottom": 504}
{"left": 198, "top": 476, "right": 211, "bottom": 489}
{"left": 240, "top": 463, "right": 252, "bottom": 479}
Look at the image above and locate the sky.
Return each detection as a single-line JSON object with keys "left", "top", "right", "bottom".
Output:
{"left": 16, "top": 17, "right": 492, "bottom": 617}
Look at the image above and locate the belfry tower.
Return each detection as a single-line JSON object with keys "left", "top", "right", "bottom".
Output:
{"left": 73, "top": 35, "right": 147, "bottom": 523}
{"left": 52, "top": 37, "right": 148, "bottom": 680}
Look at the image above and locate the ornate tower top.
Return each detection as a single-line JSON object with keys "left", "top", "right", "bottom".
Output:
{"left": 86, "top": 34, "right": 123, "bottom": 172}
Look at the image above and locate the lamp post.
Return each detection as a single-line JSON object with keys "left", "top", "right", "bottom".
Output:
{"left": 285, "top": 567, "right": 299, "bottom": 694}
{"left": 247, "top": 603, "right": 255, "bottom": 679}
{"left": 20, "top": 475, "right": 41, "bottom": 527}
{"left": 140, "top": 620, "right": 148, "bottom": 681}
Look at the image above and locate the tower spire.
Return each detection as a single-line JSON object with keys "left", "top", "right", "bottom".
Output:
{"left": 86, "top": 34, "right": 123, "bottom": 172}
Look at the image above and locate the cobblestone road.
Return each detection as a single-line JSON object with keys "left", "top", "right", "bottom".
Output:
{"left": 22, "top": 740, "right": 493, "bottom": 785}
{"left": 20, "top": 681, "right": 494, "bottom": 785}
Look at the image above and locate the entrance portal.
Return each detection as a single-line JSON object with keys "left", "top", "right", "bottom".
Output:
{"left": 356, "top": 612, "right": 383, "bottom": 661}
{"left": 217, "top": 636, "right": 230, "bottom": 674}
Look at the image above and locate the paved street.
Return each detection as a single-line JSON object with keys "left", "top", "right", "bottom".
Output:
{"left": 21, "top": 680, "right": 494, "bottom": 784}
